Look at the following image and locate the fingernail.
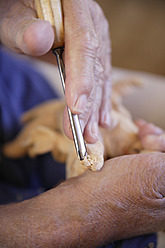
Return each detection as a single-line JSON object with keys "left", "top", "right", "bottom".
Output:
{"left": 101, "top": 111, "right": 111, "bottom": 128}
{"left": 74, "top": 94, "right": 88, "bottom": 114}
{"left": 91, "top": 122, "right": 99, "bottom": 139}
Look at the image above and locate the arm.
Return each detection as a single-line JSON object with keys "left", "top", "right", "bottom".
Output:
{"left": 1, "top": 152, "right": 165, "bottom": 247}
{"left": 0, "top": 0, "right": 112, "bottom": 143}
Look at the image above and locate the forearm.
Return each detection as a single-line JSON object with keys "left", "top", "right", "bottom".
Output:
{"left": 0, "top": 187, "right": 81, "bottom": 247}
{"left": 1, "top": 154, "right": 165, "bottom": 247}
{"left": 0, "top": 182, "right": 101, "bottom": 248}
{"left": 0, "top": 179, "right": 115, "bottom": 248}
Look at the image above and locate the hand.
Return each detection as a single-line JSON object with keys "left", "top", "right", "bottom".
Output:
{"left": 76, "top": 152, "right": 165, "bottom": 244}
{"left": 135, "top": 119, "right": 165, "bottom": 151}
{"left": 62, "top": 0, "right": 112, "bottom": 143}
{"left": 0, "top": 0, "right": 112, "bottom": 144}
{"left": 1, "top": 152, "right": 165, "bottom": 247}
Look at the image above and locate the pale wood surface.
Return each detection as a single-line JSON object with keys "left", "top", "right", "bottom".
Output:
{"left": 35, "top": 0, "right": 64, "bottom": 48}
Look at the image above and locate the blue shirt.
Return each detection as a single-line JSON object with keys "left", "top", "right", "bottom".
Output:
{"left": 0, "top": 46, "right": 65, "bottom": 204}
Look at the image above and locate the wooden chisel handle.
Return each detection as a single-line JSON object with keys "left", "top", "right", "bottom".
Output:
{"left": 35, "top": 0, "right": 64, "bottom": 48}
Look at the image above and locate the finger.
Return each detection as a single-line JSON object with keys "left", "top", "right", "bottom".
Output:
{"left": 63, "top": 83, "right": 100, "bottom": 143}
{"left": 0, "top": 1, "right": 54, "bottom": 55}
{"left": 63, "top": 90, "right": 94, "bottom": 141}
{"left": 100, "top": 45, "right": 112, "bottom": 128}
{"left": 141, "top": 134, "right": 165, "bottom": 151}
{"left": 83, "top": 83, "right": 103, "bottom": 143}
{"left": 99, "top": 61, "right": 112, "bottom": 128}
{"left": 135, "top": 119, "right": 164, "bottom": 138}
{"left": 89, "top": 1, "right": 112, "bottom": 128}
{"left": 18, "top": 19, "right": 54, "bottom": 56}
{"left": 63, "top": 0, "right": 98, "bottom": 115}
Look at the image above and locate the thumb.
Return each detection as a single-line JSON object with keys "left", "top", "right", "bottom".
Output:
{"left": 17, "top": 19, "right": 54, "bottom": 56}
{"left": 0, "top": 1, "right": 54, "bottom": 55}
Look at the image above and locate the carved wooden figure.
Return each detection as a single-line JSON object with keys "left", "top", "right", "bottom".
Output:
{"left": 3, "top": 78, "right": 144, "bottom": 179}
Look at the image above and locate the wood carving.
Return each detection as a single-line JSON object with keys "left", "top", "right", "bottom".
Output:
{"left": 3, "top": 78, "right": 145, "bottom": 178}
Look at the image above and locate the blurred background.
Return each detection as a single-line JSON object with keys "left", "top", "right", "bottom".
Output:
{"left": 95, "top": 0, "right": 165, "bottom": 76}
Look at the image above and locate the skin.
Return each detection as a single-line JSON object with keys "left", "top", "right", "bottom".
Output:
{"left": 0, "top": 0, "right": 165, "bottom": 246}
{"left": 135, "top": 119, "right": 165, "bottom": 151}
{"left": 0, "top": 0, "right": 112, "bottom": 143}
{"left": 0, "top": 120, "right": 165, "bottom": 247}
{"left": 1, "top": 152, "right": 165, "bottom": 247}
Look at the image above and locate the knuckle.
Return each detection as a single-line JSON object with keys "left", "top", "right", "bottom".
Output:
{"left": 73, "top": 26, "right": 99, "bottom": 54}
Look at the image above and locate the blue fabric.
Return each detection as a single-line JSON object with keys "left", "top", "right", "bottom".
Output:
{"left": 0, "top": 46, "right": 158, "bottom": 247}
{"left": 0, "top": 46, "right": 65, "bottom": 204}
{"left": 99, "top": 233, "right": 157, "bottom": 248}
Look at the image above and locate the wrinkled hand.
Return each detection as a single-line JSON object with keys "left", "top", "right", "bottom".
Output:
{"left": 0, "top": 0, "right": 112, "bottom": 143}
{"left": 75, "top": 152, "right": 165, "bottom": 244}
{"left": 1, "top": 152, "right": 165, "bottom": 247}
